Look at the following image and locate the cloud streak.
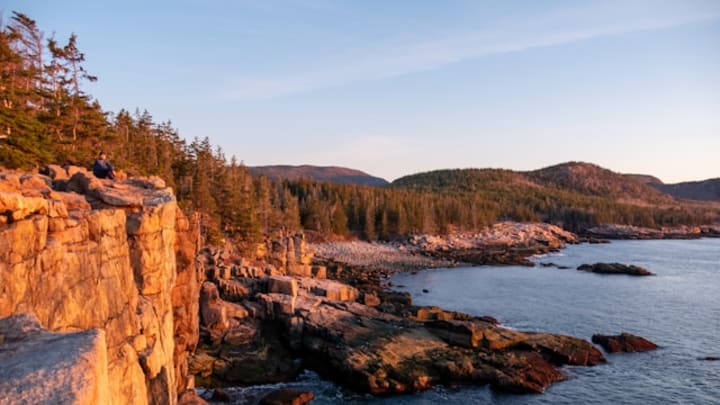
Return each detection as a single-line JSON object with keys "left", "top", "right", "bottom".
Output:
{"left": 224, "top": 0, "right": 720, "bottom": 101}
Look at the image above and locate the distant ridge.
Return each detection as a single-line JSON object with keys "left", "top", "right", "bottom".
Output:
{"left": 651, "top": 178, "right": 720, "bottom": 201}
{"left": 625, "top": 173, "right": 720, "bottom": 202}
{"left": 249, "top": 165, "right": 389, "bottom": 186}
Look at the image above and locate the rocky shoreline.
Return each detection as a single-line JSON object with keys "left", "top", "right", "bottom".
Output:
{"left": 187, "top": 224, "right": 614, "bottom": 402}
{"left": 312, "top": 222, "right": 578, "bottom": 274}
{"left": 583, "top": 224, "right": 720, "bottom": 240}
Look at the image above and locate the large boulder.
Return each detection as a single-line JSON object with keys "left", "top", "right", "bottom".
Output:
{"left": 592, "top": 333, "right": 658, "bottom": 353}
{"left": 267, "top": 276, "right": 299, "bottom": 297}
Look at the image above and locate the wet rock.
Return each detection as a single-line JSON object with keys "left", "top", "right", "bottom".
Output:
{"left": 520, "top": 333, "right": 606, "bottom": 366}
{"left": 578, "top": 263, "right": 654, "bottom": 276}
{"left": 178, "top": 389, "right": 209, "bottom": 405}
{"left": 211, "top": 388, "right": 231, "bottom": 402}
{"left": 260, "top": 389, "right": 314, "bottom": 405}
{"left": 592, "top": 333, "right": 658, "bottom": 353}
{"left": 298, "top": 299, "right": 603, "bottom": 395}
{"left": 204, "top": 318, "right": 301, "bottom": 385}
{"left": 700, "top": 356, "right": 720, "bottom": 361}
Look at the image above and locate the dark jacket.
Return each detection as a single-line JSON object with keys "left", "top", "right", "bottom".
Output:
{"left": 93, "top": 159, "right": 115, "bottom": 179}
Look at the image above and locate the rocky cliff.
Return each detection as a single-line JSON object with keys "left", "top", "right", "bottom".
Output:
{"left": 0, "top": 166, "right": 201, "bottom": 404}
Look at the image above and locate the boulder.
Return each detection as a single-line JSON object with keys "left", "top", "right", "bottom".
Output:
{"left": 258, "top": 293, "right": 296, "bottom": 318}
{"left": 0, "top": 191, "right": 49, "bottom": 221}
{"left": 520, "top": 333, "right": 606, "bottom": 365}
{"left": 66, "top": 171, "right": 103, "bottom": 194}
{"left": 592, "top": 333, "right": 658, "bottom": 353}
{"left": 425, "top": 319, "right": 527, "bottom": 350}
{"left": 267, "top": 275, "right": 299, "bottom": 297}
{"left": 299, "top": 278, "right": 359, "bottom": 302}
{"left": 577, "top": 263, "right": 654, "bottom": 276}
{"left": 41, "top": 164, "right": 70, "bottom": 180}
{"left": 217, "top": 279, "right": 252, "bottom": 302}
{"left": 200, "top": 282, "right": 228, "bottom": 331}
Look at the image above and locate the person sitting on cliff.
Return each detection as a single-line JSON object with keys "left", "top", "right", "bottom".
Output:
{"left": 92, "top": 151, "right": 116, "bottom": 180}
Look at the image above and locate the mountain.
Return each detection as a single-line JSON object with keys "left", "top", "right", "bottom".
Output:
{"left": 526, "top": 162, "right": 674, "bottom": 204}
{"left": 650, "top": 178, "right": 720, "bottom": 201}
{"left": 393, "top": 162, "right": 675, "bottom": 205}
{"left": 249, "top": 165, "right": 389, "bottom": 186}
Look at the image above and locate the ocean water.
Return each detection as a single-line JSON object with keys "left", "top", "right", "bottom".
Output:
{"left": 217, "top": 239, "right": 720, "bottom": 404}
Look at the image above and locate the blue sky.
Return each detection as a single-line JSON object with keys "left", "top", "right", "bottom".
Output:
{"left": 3, "top": 0, "right": 719, "bottom": 182}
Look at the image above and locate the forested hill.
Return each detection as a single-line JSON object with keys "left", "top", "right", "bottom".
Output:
{"left": 1, "top": 11, "right": 718, "bottom": 247}
{"left": 392, "top": 162, "right": 673, "bottom": 204}
{"left": 526, "top": 162, "right": 674, "bottom": 204}
{"left": 249, "top": 165, "right": 388, "bottom": 186}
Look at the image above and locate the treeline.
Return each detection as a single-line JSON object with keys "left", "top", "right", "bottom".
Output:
{"left": 1, "top": 12, "right": 716, "bottom": 247}
{"left": 0, "top": 11, "right": 300, "bottom": 245}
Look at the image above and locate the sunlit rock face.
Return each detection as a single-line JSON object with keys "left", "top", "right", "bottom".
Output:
{"left": 0, "top": 167, "right": 201, "bottom": 405}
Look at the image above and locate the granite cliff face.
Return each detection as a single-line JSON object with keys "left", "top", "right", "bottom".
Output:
{"left": 0, "top": 167, "right": 201, "bottom": 404}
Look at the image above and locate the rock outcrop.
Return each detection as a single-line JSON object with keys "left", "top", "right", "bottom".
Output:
{"left": 0, "top": 167, "right": 201, "bottom": 404}
{"left": 407, "top": 222, "right": 578, "bottom": 266}
{"left": 191, "top": 246, "right": 605, "bottom": 395}
{"left": 591, "top": 333, "right": 658, "bottom": 353}
{"left": 269, "top": 286, "right": 604, "bottom": 394}
{"left": 577, "top": 263, "right": 654, "bottom": 276}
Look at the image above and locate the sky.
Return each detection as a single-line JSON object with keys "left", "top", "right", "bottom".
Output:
{"left": 3, "top": 0, "right": 719, "bottom": 183}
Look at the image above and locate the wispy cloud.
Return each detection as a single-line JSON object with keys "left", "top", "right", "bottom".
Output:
{"left": 224, "top": 0, "right": 720, "bottom": 101}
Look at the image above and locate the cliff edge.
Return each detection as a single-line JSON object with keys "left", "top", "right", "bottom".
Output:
{"left": 0, "top": 166, "right": 201, "bottom": 405}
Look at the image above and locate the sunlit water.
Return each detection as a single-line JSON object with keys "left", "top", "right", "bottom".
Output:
{"left": 216, "top": 239, "right": 720, "bottom": 404}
